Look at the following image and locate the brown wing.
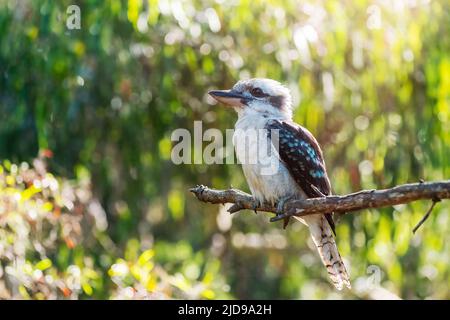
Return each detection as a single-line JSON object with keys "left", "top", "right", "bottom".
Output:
{"left": 265, "top": 119, "right": 336, "bottom": 234}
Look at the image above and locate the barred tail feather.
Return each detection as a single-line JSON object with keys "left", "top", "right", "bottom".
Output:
{"left": 301, "top": 215, "right": 351, "bottom": 290}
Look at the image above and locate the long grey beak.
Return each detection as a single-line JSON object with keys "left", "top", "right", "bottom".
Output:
{"left": 208, "top": 90, "right": 249, "bottom": 107}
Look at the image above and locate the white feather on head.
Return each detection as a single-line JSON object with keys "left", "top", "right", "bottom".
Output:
{"left": 232, "top": 78, "right": 293, "bottom": 119}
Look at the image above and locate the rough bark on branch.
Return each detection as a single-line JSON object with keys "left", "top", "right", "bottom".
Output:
{"left": 189, "top": 181, "right": 450, "bottom": 223}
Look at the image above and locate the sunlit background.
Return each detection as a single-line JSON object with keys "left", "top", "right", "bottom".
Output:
{"left": 0, "top": 0, "right": 449, "bottom": 299}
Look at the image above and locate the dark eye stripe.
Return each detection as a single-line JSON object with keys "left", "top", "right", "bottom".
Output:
{"left": 269, "top": 95, "right": 285, "bottom": 109}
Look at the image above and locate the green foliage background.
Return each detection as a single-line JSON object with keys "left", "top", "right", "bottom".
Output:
{"left": 0, "top": 0, "right": 449, "bottom": 299}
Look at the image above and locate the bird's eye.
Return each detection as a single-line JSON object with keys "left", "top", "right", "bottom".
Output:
{"left": 251, "top": 87, "right": 265, "bottom": 97}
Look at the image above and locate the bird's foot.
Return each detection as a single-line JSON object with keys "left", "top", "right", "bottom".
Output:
{"left": 252, "top": 198, "right": 262, "bottom": 214}
{"left": 276, "top": 196, "right": 294, "bottom": 229}
{"left": 276, "top": 195, "right": 294, "bottom": 215}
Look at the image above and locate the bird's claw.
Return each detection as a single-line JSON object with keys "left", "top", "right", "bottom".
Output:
{"left": 276, "top": 195, "right": 293, "bottom": 215}
{"left": 252, "top": 198, "right": 261, "bottom": 214}
{"left": 276, "top": 196, "right": 294, "bottom": 229}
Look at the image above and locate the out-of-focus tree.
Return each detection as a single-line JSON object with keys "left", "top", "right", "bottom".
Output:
{"left": 0, "top": 0, "right": 448, "bottom": 299}
{"left": 0, "top": 158, "right": 230, "bottom": 299}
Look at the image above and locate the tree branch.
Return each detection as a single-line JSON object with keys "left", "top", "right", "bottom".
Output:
{"left": 412, "top": 197, "right": 441, "bottom": 234}
{"left": 190, "top": 181, "right": 450, "bottom": 227}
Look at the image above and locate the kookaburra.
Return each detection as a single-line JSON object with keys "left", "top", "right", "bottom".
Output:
{"left": 209, "top": 78, "right": 351, "bottom": 290}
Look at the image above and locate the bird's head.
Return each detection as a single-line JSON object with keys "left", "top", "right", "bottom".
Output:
{"left": 209, "top": 78, "right": 292, "bottom": 119}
